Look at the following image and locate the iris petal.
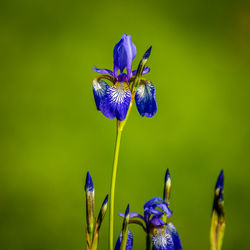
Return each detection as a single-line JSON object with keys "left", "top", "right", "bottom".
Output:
{"left": 155, "top": 203, "right": 173, "bottom": 218}
{"left": 145, "top": 206, "right": 164, "bottom": 216}
{"left": 93, "top": 79, "right": 109, "bottom": 110}
{"left": 135, "top": 80, "right": 157, "bottom": 117}
{"left": 152, "top": 228, "right": 174, "bottom": 250}
{"left": 132, "top": 67, "right": 151, "bottom": 76}
{"left": 99, "top": 82, "right": 132, "bottom": 121}
{"left": 118, "top": 212, "right": 145, "bottom": 221}
{"left": 113, "top": 34, "right": 137, "bottom": 77}
{"left": 165, "top": 223, "right": 182, "bottom": 250}
{"left": 92, "top": 67, "right": 114, "bottom": 75}
{"left": 144, "top": 197, "right": 166, "bottom": 209}
{"left": 150, "top": 216, "right": 166, "bottom": 226}
{"left": 115, "top": 230, "right": 133, "bottom": 250}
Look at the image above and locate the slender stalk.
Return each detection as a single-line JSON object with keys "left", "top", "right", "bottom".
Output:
{"left": 109, "top": 101, "right": 133, "bottom": 250}
{"left": 146, "top": 233, "right": 153, "bottom": 250}
{"left": 109, "top": 121, "right": 122, "bottom": 250}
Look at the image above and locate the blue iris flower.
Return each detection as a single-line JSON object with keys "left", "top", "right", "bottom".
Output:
{"left": 115, "top": 230, "right": 133, "bottom": 250}
{"left": 93, "top": 34, "right": 157, "bottom": 121}
{"left": 119, "top": 197, "right": 182, "bottom": 250}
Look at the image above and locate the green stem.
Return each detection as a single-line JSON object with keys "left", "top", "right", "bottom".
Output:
{"left": 146, "top": 233, "right": 153, "bottom": 250}
{"left": 109, "top": 102, "right": 133, "bottom": 250}
{"left": 109, "top": 121, "right": 122, "bottom": 250}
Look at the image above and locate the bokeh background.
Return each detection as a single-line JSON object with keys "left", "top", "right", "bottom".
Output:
{"left": 1, "top": 0, "right": 250, "bottom": 249}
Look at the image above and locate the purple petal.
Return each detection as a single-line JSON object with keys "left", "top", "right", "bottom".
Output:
{"left": 115, "top": 230, "right": 133, "bottom": 250}
{"left": 152, "top": 228, "right": 174, "bottom": 250}
{"left": 117, "top": 73, "right": 129, "bottom": 82}
{"left": 215, "top": 170, "right": 224, "bottom": 191}
{"left": 145, "top": 206, "right": 164, "bottom": 216}
{"left": 93, "top": 67, "right": 114, "bottom": 75}
{"left": 165, "top": 223, "right": 182, "bottom": 249}
{"left": 93, "top": 79, "right": 109, "bottom": 110}
{"left": 118, "top": 212, "right": 145, "bottom": 221}
{"left": 155, "top": 203, "right": 173, "bottom": 218}
{"left": 135, "top": 80, "right": 157, "bottom": 117}
{"left": 144, "top": 197, "right": 166, "bottom": 209}
{"left": 132, "top": 67, "right": 151, "bottom": 76}
{"left": 113, "top": 34, "right": 137, "bottom": 77}
{"left": 85, "top": 172, "right": 94, "bottom": 192}
{"left": 150, "top": 215, "right": 166, "bottom": 226}
{"left": 99, "top": 82, "right": 131, "bottom": 121}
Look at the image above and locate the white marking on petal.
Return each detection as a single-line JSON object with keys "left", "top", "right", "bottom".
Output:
{"left": 136, "top": 84, "right": 145, "bottom": 99}
{"left": 108, "top": 82, "right": 131, "bottom": 104}
{"left": 93, "top": 80, "right": 108, "bottom": 96}
{"left": 136, "top": 80, "right": 153, "bottom": 100}
{"left": 152, "top": 228, "right": 173, "bottom": 250}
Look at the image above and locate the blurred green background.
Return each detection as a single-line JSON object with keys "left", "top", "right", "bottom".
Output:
{"left": 0, "top": 0, "right": 250, "bottom": 249}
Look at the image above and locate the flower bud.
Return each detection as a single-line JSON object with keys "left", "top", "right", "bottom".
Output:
{"left": 85, "top": 172, "right": 95, "bottom": 244}
{"left": 163, "top": 168, "right": 171, "bottom": 204}
{"left": 210, "top": 170, "right": 225, "bottom": 250}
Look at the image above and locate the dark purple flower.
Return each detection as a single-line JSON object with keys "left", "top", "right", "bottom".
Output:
{"left": 115, "top": 230, "right": 133, "bottom": 250}
{"left": 119, "top": 197, "right": 182, "bottom": 250}
{"left": 115, "top": 204, "right": 133, "bottom": 250}
{"left": 93, "top": 34, "right": 157, "bottom": 121}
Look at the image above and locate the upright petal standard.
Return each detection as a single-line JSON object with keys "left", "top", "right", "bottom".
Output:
{"left": 113, "top": 34, "right": 137, "bottom": 77}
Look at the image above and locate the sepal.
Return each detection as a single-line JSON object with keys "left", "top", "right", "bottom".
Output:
{"left": 135, "top": 80, "right": 157, "bottom": 117}
{"left": 99, "top": 82, "right": 132, "bottom": 121}
{"left": 93, "top": 78, "right": 109, "bottom": 111}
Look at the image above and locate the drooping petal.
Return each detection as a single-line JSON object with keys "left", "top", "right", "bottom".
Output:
{"left": 145, "top": 206, "right": 164, "bottom": 216}
{"left": 113, "top": 34, "right": 136, "bottom": 77}
{"left": 132, "top": 67, "right": 151, "bottom": 76}
{"left": 119, "top": 212, "right": 145, "bottom": 221}
{"left": 99, "top": 82, "right": 132, "bottom": 121}
{"left": 135, "top": 79, "right": 157, "bottom": 117}
{"left": 152, "top": 228, "right": 174, "bottom": 250}
{"left": 165, "top": 223, "right": 182, "bottom": 250}
{"left": 155, "top": 203, "right": 173, "bottom": 218}
{"left": 144, "top": 197, "right": 167, "bottom": 209}
{"left": 93, "top": 79, "right": 109, "bottom": 110}
{"left": 115, "top": 230, "right": 133, "bottom": 250}
{"left": 92, "top": 67, "right": 114, "bottom": 76}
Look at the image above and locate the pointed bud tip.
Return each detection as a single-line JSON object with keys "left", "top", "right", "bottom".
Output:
{"left": 165, "top": 168, "right": 170, "bottom": 183}
{"left": 103, "top": 194, "right": 109, "bottom": 206}
{"left": 143, "top": 46, "right": 152, "bottom": 59}
{"left": 85, "top": 172, "right": 94, "bottom": 192}
{"left": 125, "top": 204, "right": 130, "bottom": 216}
{"left": 215, "top": 170, "right": 224, "bottom": 191}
